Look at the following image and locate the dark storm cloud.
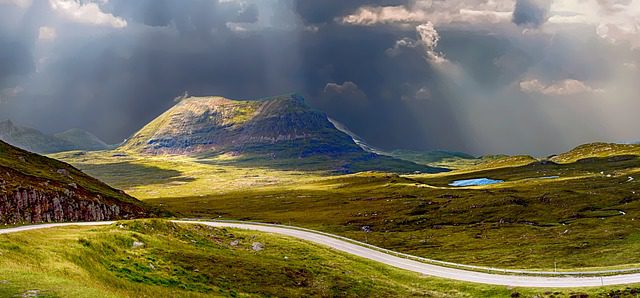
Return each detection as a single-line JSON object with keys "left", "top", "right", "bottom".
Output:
{"left": 298, "top": 24, "right": 471, "bottom": 151}
{"left": 0, "top": 2, "right": 49, "bottom": 85}
{"left": 0, "top": 0, "right": 302, "bottom": 143}
{"left": 1, "top": 0, "right": 639, "bottom": 155}
{"left": 512, "top": 0, "right": 551, "bottom": 28}
{"left": 0, "top": 39, "right": 33, "bottom": 82}
{"left": 103, "top": 0, "right": 258, "bottom": 30}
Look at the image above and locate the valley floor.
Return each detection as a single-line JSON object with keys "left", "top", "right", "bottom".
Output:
{"left": 51, "top": 149, "right": 640, "bottom": 271}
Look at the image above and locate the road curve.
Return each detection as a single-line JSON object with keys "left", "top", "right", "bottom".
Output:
{"left": 2, "top": 220, "right": 640, "bottom": 288}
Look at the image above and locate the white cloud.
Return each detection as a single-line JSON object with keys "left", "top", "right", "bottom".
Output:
{"left": 38, "top": 26, "right": 57, "bottom": 41}
{"left": 519, "top": 79, "right": 605, "bottom": 96}
{"left": 0, "top": 0, "right": 31, "bottom": 8}
{"left": 402, "top": 86, "right": 432, "bottom": 101}
{"left": 416, "top": 22, "right": 446, "bottom": 64}
{"left": 386, "top": 38, "right": 419, "bottom": 56}
{"left": 341, "top": 5, "right": 428, "bottom": 26}
{"left": 549, "top": 0, "right": 640, "bottom": 48}
{"left": 386, "top": 22, "right": 447, "bottom": 63}
{"left": 49, "top": 0, "right": 127, "bottom": 28}
{"left": 322, "top": 81, "right": 368, "bottom": 105}
{"left": 324, "top": 81, "right": 365, "bottom": 96}
{"left": 340, "top": 0, "right": 640, "bottom": 50}
{"left": 387, "top": 23, "right": 447, "bottom": 64}
{"left": 624, "top": 62, "right": 638, "bottom": 71}
{"left": 226, "top": 22, "right": 249, "bottom": 32}
{"left": 340, "top": 0, "right": 514, "bottom": 26}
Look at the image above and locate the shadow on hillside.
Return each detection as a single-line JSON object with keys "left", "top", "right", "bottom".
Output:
{"left": 76, "top": 161, "right": 196, "bottom": 188}
{"left": 193, "top": 152, "right": 449, "bottom": 174}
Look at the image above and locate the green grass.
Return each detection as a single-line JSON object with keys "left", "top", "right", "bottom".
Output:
{"left": 0, "top": 219, "right": 602, "bottom": 298}
{"left": 51, "top": 148, "right": 640, "bottom": 271}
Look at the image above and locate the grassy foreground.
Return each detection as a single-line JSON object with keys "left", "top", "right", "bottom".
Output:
{"left": 0, "top": 219, "right": 587, "bottom": 298}
{"left": 2, "top": 220, "right": 640, "bottom": 297}
{"left": 51, "top": 145, "right": 640, "bottom": 271}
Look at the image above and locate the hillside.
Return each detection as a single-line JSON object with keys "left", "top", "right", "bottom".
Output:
{"left": 0, "top": 219, "right": 584, "bottom": 298}
{"left": 121, "top": 95, "right": 445, "bottom": 173}
{"left": 0, "top": 120, "right": 109, "bottom": 154}
{"left": 0, "top": 140, "right": 149, "bottom": 224}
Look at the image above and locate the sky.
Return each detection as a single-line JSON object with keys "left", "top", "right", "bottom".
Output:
{"left": 0, "top": 0, "right": 639, "bottom": 156}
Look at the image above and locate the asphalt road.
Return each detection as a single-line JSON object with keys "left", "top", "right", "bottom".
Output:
{"left": 2, "top": 220, "right": 640, "bottom": 288}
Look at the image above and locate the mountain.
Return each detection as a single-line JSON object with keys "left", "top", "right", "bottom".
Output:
{"left": 55, "top": 128, "right": 111, "bottom": 151}
{"left": 121, "top": 94, "right": 446, "bottom": 173}
{"left": 0, "top": 120, "right": 109, "bottom": 154}
{"left": 0, "top": 140, "right": 149, "bottom": 224}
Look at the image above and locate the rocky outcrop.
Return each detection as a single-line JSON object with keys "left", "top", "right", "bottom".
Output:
{"left": 0, "top": 188, "right": 144, "bottom": 225}
{"left": 0, "top": 140, "right": 150, "bottom": 224}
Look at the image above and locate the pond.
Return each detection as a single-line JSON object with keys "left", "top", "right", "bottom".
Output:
{"left": 449, "top": 178, "right": 504, "bottom": 187}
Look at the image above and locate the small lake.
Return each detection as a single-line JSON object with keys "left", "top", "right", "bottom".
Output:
{"left": 449, "top": 178, "right": 504, "bottom": 187}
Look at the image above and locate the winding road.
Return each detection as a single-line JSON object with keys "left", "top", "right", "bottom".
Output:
{"left": 2, "top": 220, "right": 640, "bottom": 288}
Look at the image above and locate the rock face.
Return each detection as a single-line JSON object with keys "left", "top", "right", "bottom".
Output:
{"left": 0, "top": 140, "right": 149, "bottom": 225}
{"left": 0, "top": 189, "right": 129, "bottom": 224}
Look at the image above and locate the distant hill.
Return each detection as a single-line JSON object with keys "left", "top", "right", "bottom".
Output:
{"left": 121, "top": 95, "right": 446, "bottom": 173}
{"left": 0, "top": 120, "right": 109, "bottom": 154}
{"left": 55, "top": 128, "right": 111, "bottom": 151}
{"left": 550, "top": 142, "right": 640, "bottom": 164}
{"left": 0, "top": 140, "right": 149, "bottom": 224}
{"left": 387, "top": 149, "right": 477, "bottom": 168}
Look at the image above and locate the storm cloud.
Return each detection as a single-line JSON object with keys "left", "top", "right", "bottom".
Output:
{"left": 512, "top": 0, "right": 551, "bottom": 28}
{"left": 0, "top": 0, "right": 639, "bottom": 156}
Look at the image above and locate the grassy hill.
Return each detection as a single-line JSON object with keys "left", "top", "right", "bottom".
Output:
{"left": 0, "top": 140, "right": 149, "bottom": 224}
{"left": 551, "top": 143, "right": 640, "bottom": 164}
{"left": 119, "top": 95, "right": 445, "bottom": 174}
{"left": 0, "top": 219, "right": 623, "bottom": 297}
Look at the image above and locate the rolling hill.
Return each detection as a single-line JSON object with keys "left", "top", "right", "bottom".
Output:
{"left": 0, "top": 140, "right": 149, "bottom": 224}
{"left": 550, "top": 142, "right": 640, "bottom": 163}
{"left": 120, "top": 94, "right": 446, "bottom": 173}
{"left": 0, "top": 120, "right": 110, "bottom": 154}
